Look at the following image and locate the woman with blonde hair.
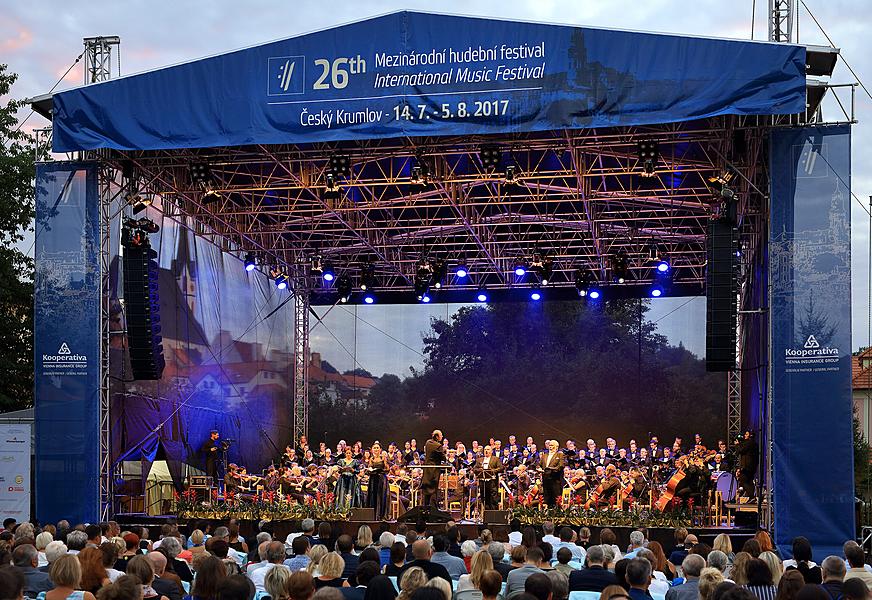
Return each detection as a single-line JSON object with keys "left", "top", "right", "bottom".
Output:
{"left": 731, "top": 552, "right": 753, "bottom": 585}
{"left": 698, "top": 567, "right": 726, "bottom": 600}
{"left": 397, "top": 567, "right": 428, "bottom": 600}
{"left": 759, "top": 552, "right": 783, "bottom": 586}
{"left": 457, "top": 550, "right": 494, "bottom": 592}
{"left": 189, "top": 530, "right": 209, "bottom": 562}
{"left": 356, "top": 525, "right": 373, "bottom": 552}
{"left": 713, "top": 534, "right": 735, "bottom": 564}
{"left": 265, "top": 563, "right": 292, "bottom": 600}
{"left": 314, "top": 552, "right": 346, "bottom": 589}
{"left": 307, "top": 546, "right": 329, "bottom": 576}
{"left": 424, "top": 577, "right": 452, "bottom": 600}
{"left": 45, "top": 554, "right": 97, "bottom": 600}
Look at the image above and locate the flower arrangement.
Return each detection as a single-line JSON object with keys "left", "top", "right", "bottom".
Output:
{"left": 173, "top": 490, "right": 351, "bottom": 521}
{"left": 509, "top": 504, "right": 693, "bottom": 528}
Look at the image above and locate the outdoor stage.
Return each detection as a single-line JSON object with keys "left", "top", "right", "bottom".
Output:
{"left": 30, "top": 10, "right": 856, "bottom": 560}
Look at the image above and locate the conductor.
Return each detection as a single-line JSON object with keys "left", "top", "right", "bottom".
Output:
{"left": 200, "top": 430, "right": 221, "bottom": 479}
{"left": 421, "top": 429, "right": 447, "bottom": 507}
{"left": 539, "top": 439, "right": 566, "bottom": 507}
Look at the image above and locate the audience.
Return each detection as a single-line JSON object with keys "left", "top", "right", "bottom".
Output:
{"left": 626, "top": 558, "right": 653, "bottom": 600}
{"left": 147, "top": 552, "right": 183, "bottom": 600}
{"left": 126, "top": 554, "right": 168, "bottom": 600}
{"left": 507, "top": 547, "right": 546, "bottom": 598}
{"left": 429, "top": 536, "right": 467, "bottom": 580}
{"left": 288, "top": 571, "right": 316, "bottom": 600}
{"left": 423, "top": 576, "right": 452, "bottom": 600}
{"left": 46, "top": 554, "right": 97, "bottom": 600}
{"left": 841, "top": 578, "right": 869, "bottom": 600}
{"left": 732, "top": 553, "right": 753, "bottom": 586}
{"left": 758, "top": 553, "right": 782, "bottom": 587}
{"left": 600, "top": 585, "right": 632, "bottom": 600}
{"left": 569, "top": 545, "right": 617, "bottom": 592}
{"left": 12, "top": 543, "right": 53, "bottom": 597}
{"left": 457, "top": 550, "right": 494, "bottom": 592}
{"left": 479, "top": 569, "right": 504, "bottom": 600}
{"left": 342, "top": 561, "right": 380, "bottom": 600}
{"left": 774, "top": 570, "right": 804, "bottom": 600}
{"left": 315, "top": 553, "right": 346, "bottom": 589}
{"left": 385, "top": 544, "right": 406, "bottom": 577}
{"left": 397, "top": 540, "right": 451, "bottom": 585}
{"left": 524, "top": 572, "right": 553, "bottom": 600}
{"left": 699, "top": 568, "right": 726, "bottom": 600}
{"left": 0, "top": 565, "right": 25, "bottom": 600}
{"left": 96, "top": 574, "right": 142, "bottom": 600}
{"left": 191, "top": 555, "right": 228, "bottom": 600}
{"left": 487, "top": 542, "right": 513, "bottom": 580}
{"left": 546, "top": 570, "right": 569, "bottom": 600}
{"left": 665, "top": 554, "right": 705, "bottom": 600}
{"left": 250, "top": 541, "right": 290, "bottom": 593}
{"left": 843, "top": 541, "right": 872, "bottom": 589}
{"left": 742, "top": 558, "right": 777, "bottom": 600}
{"left": 398, "top": 567, "right": 428, "bottom": 600}
{"left": 819, "top": 556, "right": 846, "bottom": 600}
{"left": 783, "top": 539, "right": 821, "bottom": 585}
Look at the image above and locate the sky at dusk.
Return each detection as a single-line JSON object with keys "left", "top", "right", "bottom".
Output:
{"left": 4, "top": 0, "right": 870, "bottom": 377}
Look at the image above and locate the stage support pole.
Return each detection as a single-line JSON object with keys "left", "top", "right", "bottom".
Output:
{"left": 293, "top": 291, "right": 310, "bottom": 443}
{"left": 97, "top": 167, "right": 114, "bottom": 520}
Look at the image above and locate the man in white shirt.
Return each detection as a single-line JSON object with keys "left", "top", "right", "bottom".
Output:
{"left": 248, "top": 542, "right": 289, "bottom": 593}
{"left": 542, "top": 522, "right": 560, "bottom": 546}
{"left": 552, "top": 527, "right": 586, "bottom": 563}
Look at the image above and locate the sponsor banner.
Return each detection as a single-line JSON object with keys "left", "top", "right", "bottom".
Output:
{"left": 52, "top": 12, "right": 806, "bottom": 151}
{"left": 34, "top": 162, "right": 101, "bottom": 524}
{"left": 0, "top": 425, "right": 31, "bottom": 520}
{"left": 770, "top": 125, "right": 853, "bottom": 560}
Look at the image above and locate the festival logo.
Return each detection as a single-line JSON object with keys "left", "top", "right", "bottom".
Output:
{"left": 268, "top": 56, "right": 306, "bottom": 96}
{"left": 41, "top": 341, "right": 88, "bottom": 370}
{"left": 784, "top": 331, "right": 839, "bottom": 370}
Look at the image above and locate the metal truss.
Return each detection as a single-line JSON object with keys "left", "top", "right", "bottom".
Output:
{"left": 768, "top": 0, "right": 795, "bottom": 43}
{"left": 293, "top": 292, "right": 310, "bottom": 442}
{"left": 83, "top": 36, "right": 120, "bottom": 85}
{"left": 97, "top": 166, "right": 116, "bottom": 520}
{"left": 108, "top": 117, "right": 769, "bottom": 302}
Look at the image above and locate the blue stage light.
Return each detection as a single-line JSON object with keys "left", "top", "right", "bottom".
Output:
{"left": 656, "top": 260, "right": 670, "bottom": 273}
{"left": 363, "top": 293, "right": 375, "bottom": 304}
{"left": 421, "top": 294, "right": 431, "bottom": 303}
{"left": 244, "top": 253, "right": 256, "bottom": 272}
{"left": 651, "top": 286, "right": 663, "bottom": 297}
{"left": 589, "top": 289, "right": 601, "bottom": 299}
{"left": 476, "top": 291, "right": 488, "bottom": 303}
{"left": 515, "top": 265, "right": 526, "bottom": 277}
{"left": 322, "top": 264, "right": 335, "bottom": 282}
{"left": 456, "top": 266, "right": 468, "bottom": 278}
{"left": 530, "top": 290, "right": 542, "bottom": 301}
{"left": 275, "top": 275, "right": 288, "bottom": 290}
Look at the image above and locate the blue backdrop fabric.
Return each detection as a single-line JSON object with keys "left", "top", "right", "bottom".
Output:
{"left": 770, "top": 125, "right": 854, "bottom": 561}
{"left": 52, "top": 11, "right": 806, "bottom": 152}
{"left": 34, "top": 162, "right": 101, "bottom": 524}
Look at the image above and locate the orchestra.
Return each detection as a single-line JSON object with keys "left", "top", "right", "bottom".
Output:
{"left": 195, "top": 429, "right": 753, "bottom": 519}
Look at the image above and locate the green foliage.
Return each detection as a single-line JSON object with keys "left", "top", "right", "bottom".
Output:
{"left": 854, "top": 412, "right": 872, "bottom": 497}
{"left": 0, "top": 65, "right": 36, "bottom": 411}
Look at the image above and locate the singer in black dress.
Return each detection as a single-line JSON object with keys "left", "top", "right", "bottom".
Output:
{"left": 366, "top": 442, "right": 390, "bottom": 520}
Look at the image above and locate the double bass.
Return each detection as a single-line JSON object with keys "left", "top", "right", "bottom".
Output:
{"left": 654, "top": 458, "right": 688, "bottom": 510}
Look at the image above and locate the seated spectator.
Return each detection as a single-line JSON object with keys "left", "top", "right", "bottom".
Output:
{"left": 525, "top": 572, "right": 552, "bottom": 600}
{"left": 599, "top": 585, "right": 632, "bottom": 600}
{"left": 599, "top": 531, "right": 622, "bottom": 564}
{"left": 506, "top": 547, "right": 545, "bottom": 598}
{"left": 314, "top": 553, "right": 346, "bottom": 589}
{"left": 189, "top": 531, "right": 209, "bottom": 564}
{"left": 397, "top": 541, "right": 451, "bottom": 586}
{"left": 341, "top": 561, "right": 380, "bottom": 600}
{"left": 569, "top": 546, "right": 618, "bottom": 592}
{"left": 286, "top": 537, "right": 312, "bottom": 572}
{"left": 0, "top": 565, "right": 25, "bottom": 600}
{"left": 335, "top": 537, "right": 359, "bottom": 582}
{"left": 546, "top": 570, "right": 568, "bottom": 600}
{"left": 363, "top": 575, "right": 398, "bottom": 600}
{"left": 843, "top": 542, "right": 872, "bottom": 590}
{"left": 190, "top": 555, "right": 228, "bottom": 600}
{"left": 158, "top": 538, "right": 192, "bottom": 583}
{"left": 79, "top": 547, "right": 111, "bottom": 594}
{"left": 636, "top": 549, "right": 667, "bottom": 596}
{"left": 384, "top": 543, "right": 406, "bottom": 577}
{"left": 759, "top": 553, "right": 782, "bottom": 587}
{"left": 95, "top": 574, "right": 141, "bottom": 600}
{"left": 742, "top": 541, "right": 762, "bottom": 560}
{"left": 215, "top": 574, "right": 254, "bottom": 600}
{"left": 742, "top": 558, "right": 777, "bottom": 600}
{"left": 841, "top": 578, "right": 869, "bottom": 600}
{"left": 485, "top": 542, "right": 512, "bottom": 580}
{"left": 820, "top": 556, "right": 846, "bottom": 600}
{"left": 45, "top": 554, "right": 97, "bottom": 600}
{"left": 665, "top": 554, "right": 705, "bottom": 600}
{"left": 647, "top": 542, "right": 675, "bottom": 581}
{"left": 461, "top": 541, "right": 478, "bottom": 573}
{"left": 429, "top": 537, "right": 466, "bottom": 580}
{"left": 422, "top": 577, "right": 451, "bottom": 600}
{"left": 249, "top": 542, "right": 290, "bottom": 594}
{"left": 626, "top": 558, "right": 653, "bottom": 600}
{"left": 377, "top": 534, "right": 395, "bottom": 569}
{"left": 37, "top": 532, "right": 55, "bottom": 568}
{"left": 699, "top": 568, "right": 726, "bottom": 600}
{"left": 457, "top": 550, "right": 493, "bottom": 592}
{"left": 126, "top": 555, "right": 168, "bottom": 600}
{"left": 732, "top": 554, "right": 753, "bottom": 586}
{"left": 42, "top": 542, "right": 68, "bottom": 574}
{"left": 479, "top": 570, "right": 503, "bottom": 600}
{"left": 147, "top": 552, "right": 182, "bottom": 600}
{"left": 13, "top": 544, "right": 54, "bottom": 597}
{"left": 554, "top": 528, "right": 585, "bottom": 563}
{"left": 775, "top": 570, "right": 804, "bottom": 600}
{"left": 114, "top": 535, "right": 140, "bottom": 573}
{"left": 708, "top": 552, "right": 730, "bottom": 579}
{"left": 510, "top": 547, "right": 527, "bottom": 570}
{"left": 783, "top": 539, "right": 820, "bottom": 585}
{"left": 265, "top": 565, "right": 292, "bottom": 600}
{"left": 554, "top": 548, "right": 574, "bottom": 577}
{"left": 66, "top": 532, "right": 88, "bottom": 556}
{"left": 307, "top": 547, "right": 329, "bottom": 578}
{"left": 754, "top": 533, "right": 778, "bottom": 559}
{"left": 397, "top": 567, "right": 428, "bottom": 600}
{"left": 288, "top": 571, "right": 316, "bottom": 600}
{"left": 538, "top": 544, "right": 555, "bottom": 573}
{"left": 314, "top": 524, "right": 334, "bottom": 550}
{"left": 100, "top": 543, "right": 123, "bottom": 583}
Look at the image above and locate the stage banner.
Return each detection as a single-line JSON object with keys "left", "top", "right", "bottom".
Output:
{"left": 34, "top": 162, "right": 101, "bottom": 524}
{"left": 52, "top": 11, "right": 806, "bottom": 152}
{"left": 770, "top": 125, "right": 853, "bottom": 560}
{"left": 0, "top": 424, "right": 31, "bottom": 521}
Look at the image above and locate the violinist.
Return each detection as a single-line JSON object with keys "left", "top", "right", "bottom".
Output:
{"left": 566, "top": 468, "right": 587, "bottom": 501}
{"left": 540, "top": 439, "right": 566, "bottom": 507}
{"left": 511, "top": 464, "right": 533, "bottom": 499}
{"left": 585, "top": 464, "right": 621, "bottom": 508}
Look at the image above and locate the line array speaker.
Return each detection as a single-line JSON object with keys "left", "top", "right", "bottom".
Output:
{"left": 706, "top": 220, "right": 739, "bottom": 372}
{"left": 123, "top": 242, "right": 165, "bottom": 380}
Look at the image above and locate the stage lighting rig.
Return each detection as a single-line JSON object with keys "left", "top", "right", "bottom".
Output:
{"left": 328, "top": 154, "right": 352, "bottom": 178}
{"left": 504, "top": 164, "right": 517, "bottom": 183}
{"left": 513, "top": 260, "right": 527, "bottom": 277}
{"left": 409, "top": 154, "right": 432, "bottom": 191}
{"left": 612, "top": 250, "right": 629, "bottom": 283}
{"left": 454, "top": 257, "right": 469, "bottom": 279}
{"left": 430, "top": 258, "right": 447, "bottom": 289}
{"left": 480, "top": 144, "right": 502, "bottom": 170}
{"left": 415, "top": 257, "right": 433, "bottom": 301}
{"left": 270, "top": 268, "right": 289, "bottom": 290}
{"left": 127, "top": 193, "right": 152, "bottom": 215}
{"left": 637, "top": 140, "right": 659, "bottom": 177}
{"left": 244, "top": 252, "right": 257, "bottom": 272}
{"left": 476, "top": 288, "right": 489, "bottom": 303}
{"left": 530, "top": 287, "right": 542, "bottom": 301}
{"left": 574, "top": 269, "right": 591, "bottom": 297}
{"left": 190, "top": 161, "right": 222, "bottom": 203}
{"left": 530, "top": 253, "right": 554, "bottom": 285}
{"left": 336, "top": 275, "right": 353, "bottom": 303}
{"left": 323, "top": 172, "right": 341, "bottom": 200}
{"left": 311, "top": 256, "right": 324, "bottom": 277}
{"left": 359, "top": 259, "right": 376, "bottom": 291}
{"left": 709, "top": 171, "right": 737, "bottom": 224}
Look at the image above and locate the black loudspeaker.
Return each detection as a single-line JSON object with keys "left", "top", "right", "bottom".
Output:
{"left": 483, "top": 510, "right": 510, "bottom": 524}
{"left": 123, "top": 242, "right": 165, "bottom": 380}
{"left": 705, "top": 220, "right": 739, "bottom": 372}
{"left": 349, "top": 507, "right": 375, "bottom": 521}
{"left": 396, "top": 506, "right": 453, "bottom": 523}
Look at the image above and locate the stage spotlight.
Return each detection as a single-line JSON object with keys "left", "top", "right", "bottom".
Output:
{"left": 638, "top": 140, "right": 659, "bottom": 177}
{"left": 135, "top": 218, "right": 160, "bottom": 234}
{"left": 612, "top": 250, "right": 629, "bottom": 284}
{"left": 409, "top": 155, "right": 432, "bottom": 191}
{"left": 360, "top": 259, "right": 376, "bottom": 291}
{"left": 323, "top": 173, "right": 341, "bottom": 200}
{"left": 414, "top": 277, "right": 430, "bottom": 301}
{"left": 329, "top": 154, "right": 352, "bottom": 178}
{"left": 650, "top": 285, "right": 664, "bottom": 298}
{"left": 514, "top": 261, "right": 527, "bottom": 277}
{"left": 336, "top": 275, "right": 352, "bottom": 303}
{"left": 480, "top": 144, "right": 501, "bottom": 170}
{"left": 421, "top": 293, "right": 431, "bottom": 303}
{"left": 656, "top": 258, "right": 670, "bottom": 273}
{"left": 274, "top": 272, "right": 288, "bottom": 290}
{"left": 190, "top": 162, "right": 214, "bottom": 187}
{"left": 311, "top": 256, "right": 324, "bottom": 277}
{"left": 476, "top": 290, "right": 488, "bottom": 303}
{"left": 322, "top": 264, "right": 335, "bottom": 283}
{"left": 574, "top": 269, "right": 591, "bottom": 297}
{"left": 363, "top": 292, "right": 375, "bottom": 304}
{"left": 244, "top": 252, "right": 256, "bottom": 272}
{"left": 455, "top": 265, "right": 468, "bottom": 279}
{"left": 504, "top": 165, "right": 517, "bottom": 183}
{"left": 431, "top": 258, "right": 447, "bottom": 289}
{"left": 530, "top": 289, "right": 542, "bottom": 301}
{"left": 531, "top": 253, "right": 553, "bottom": 285}
{"left": 202, "top": 189, "right": 222, "bottom": 204}
{"left": 128, "top": 194, "right": 152, "bottom": 215}
{"left": 589, "top": 288, "right": 602, "bottom": 300}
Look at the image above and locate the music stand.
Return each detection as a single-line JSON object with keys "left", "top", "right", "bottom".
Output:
{"left": 427, "top": 465, "right": 454, "bottom": 511}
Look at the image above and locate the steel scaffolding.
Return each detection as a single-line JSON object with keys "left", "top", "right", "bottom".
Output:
{"left": 293, "top": 292, "right": 310, "bottom": 443}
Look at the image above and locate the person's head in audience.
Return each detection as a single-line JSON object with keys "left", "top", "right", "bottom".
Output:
{"left": 85, "top": 524, "right": 102, "bottom": 547}
{"left": 67, "top": 530, "right": 88, "bottom": 552}
{"left": 288, "top": 571, "right": 316, "bottom": 600}
{"left": 731, "top": 553, "right": 752, "bottom": 586}
{"left": 337, "top": 535, "right": 354, "bottom": 555}
{"left": 12, "top": 544, "right": 38, "bottom": 570}
{"left": 712, "top": 582, "right": 738, "bottom": 600}
{"left": 600, "top": 529, "right": 617, "bottom": 548}
{"left": 776, "top": 570, "right": 805, "bottom": 600}
{"left": 390, "top": 542, "right": 406, "bottom": 567}
{"left": 398, "top": 567, "right": 428, "bottom": 600}
{"left": 791, "top": 538, "right": 814, "bottom": 565}
{"left": 713, "top": 535, "right": 733, "bottom": 557}
{"left": 192, "top": 555, "right": 228, "bottom": 599}
{"left": 317, "top": 523, "right": 332, "bottom": 543}
{"left": 412, "top": 540, "right": 432, "bottom": 561}
{"left": 556, "top": 547, "right": 572, "bottom": 567}
{"left": 525, "top": 572, "right": 553, "bottom": 600}
{"left": 741, "top": 540, "right": 761, "bottom": 558}
{"left": 699, "top": 567, "right": 726, "bottom": 600}
{"left": 522, "top": 528, "right": 538, "bottom": 549}
{"left": 586, "top": 545, "right": 606, "bottom": 568}
{"left": 841, "top": 578, "right": 868, "bottom": 600}
{"left": 49, "top": 554, "right": 84, "bottom": 591}
{"left": 379, "top": 532, "right": 395, "bottom": 550}
{"left": 356, "top": 561, "right": 380, "bottom": 588}
{"left": 45, "top": 540, "right": 68, "bottom": 566}
{"left": 0, "top": 564, "right": 24, "bottom": 600}
{"left": 469, "top": 550, "right": 494, "bottom": 588}
{"left": 539, "top": 543, "right": 553, "bottom": 567}
{"left": 626, "top": 558, "right": 652, "bottom": 591}
{"left": 423, "top": 577, "right": 451, "bottom": 600}
{"left": 599, "top": 585, "right": 631, "bottom": 600}
{"left": 546, "top": 571, "right": 568, "bottom": 600}
{"left": 307, "top": 546, "right": 328, "bottom": 574}
{"left": 487, "top": 541, "right": 505, "bottom": 566}
{"left": 682, "top": 554, "right": 705, "bottom": 580}
{"left": 318, "top": 552, "right": 345, "bottom": 581}
{"left": 759, "top": 552, "right": 782, "bottom": 586}
{"left": 613, "top": 559, "right": 630, "bottom": 591}
{"left": 794, "top": 585, "right": 831, "bottom": 600}
{"left": 844, "top": 542, "right": 866, "bottom": 570}
{"left": 820, "top": 556, "right": 846, "bottom": 583}
{"left": 293, "top": 536, "right": 311, "bottom": 558}
{"left": 754, "top": 532, "right": 775, "bottom": 554}
{"left": 79, "top": 546, "right": 109, "bottom": 591}
{"left": 479, "top": 569, "right": 503, "bottom": 600}
{"left": 216, "top": 574, "right": 255, "bottom": 600}
{"left": 100, "top": 542, "right": 119, "bottom": 571}
{"left": 707, "top": 551, "right": 728, "bottom": 574}
{"left": 511, "top": 546, "right": 527, "bottom": 568}
{"left": 525, "top": 547, "right": 544, "bottom": 568}
{"left": 96, "top": 574, "right": 141, "bottom": 600}
{"left": 265, "top": 564, "right": 292, "bottom": 600}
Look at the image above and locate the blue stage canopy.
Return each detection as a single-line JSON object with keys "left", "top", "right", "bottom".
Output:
{"left": 51, "top": 11, "right": 806, "bottom": 152}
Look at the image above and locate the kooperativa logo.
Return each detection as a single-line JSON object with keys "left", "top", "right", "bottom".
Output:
{"left": 268, "top": 56, "right": 305, "bottom": 96}
{"left": 785, "top": 334, "right": 839, "bottom": 361}
{"left": 42, "top": 341, "right": 87, "bottom": 366}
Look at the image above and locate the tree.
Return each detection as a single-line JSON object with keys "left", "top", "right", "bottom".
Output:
{"left": 0, "top": 64, "right": 36, "bottom": 411}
